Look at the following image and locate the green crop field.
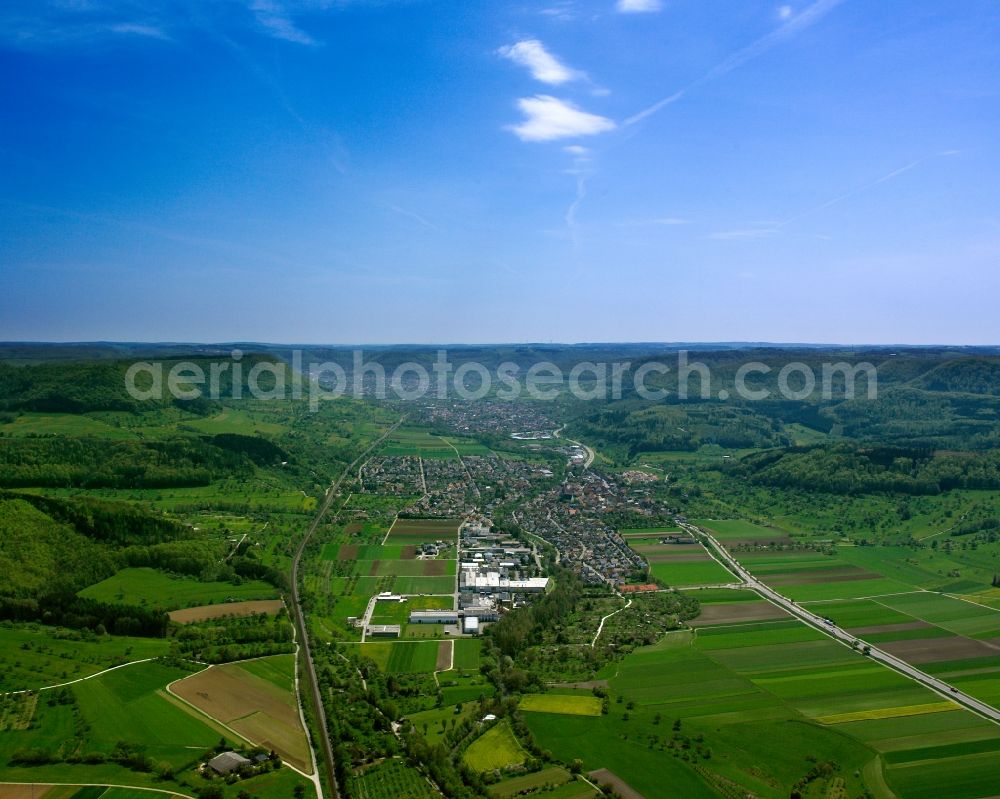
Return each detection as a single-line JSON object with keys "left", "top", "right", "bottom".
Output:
{"left": 528, "top": 604, "right": 1000, "bottom": 799}
{"left": 390, "top": 575, "right": 457, "bottom": 594}
{"left": 72, "top": 661, "right": 229, "bottom": 768}
{"left": 79, "top": 567, "right": 278, "bottom": 610}
{"left": 343, "top": 641, "right": 441, "bottom": 673}
{"left": 353, "top": 558, "right": 456, "bottom": 577}
{"left": 463, "top": 721, "right": 526, "bottom": 773}
{"left": 452, "top": 638, "right": 482, "bottom": 670}
{"left": 649, "top": 559, "right": 734, "bottom": 587}
{"left": 694, "top": 519, "right": 796, "bottom": 542}
{"left": 519, "top": 694, "right": 603, "bottom": 716}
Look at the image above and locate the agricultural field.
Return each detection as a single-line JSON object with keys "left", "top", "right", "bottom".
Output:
{"left": 379, "top": 428, "right": 458, "bottom": 458}
{"left": 347, "top": 757, "right": 440, "bottom": 799}
{"left": 619, "top": 526, "right": 681, "bottom": 538}
{"left": 797, "top": 591, "right": 1000, "bottom": 713}
{"left": 462, "top": 721, "right": 526, "bottom": 773}
{"left": 518, "top": 694, "right": 602, "bottom": 717}
{"left": 731, "top": 549, "right": 915, "bottom": 602}
{"left": 0, "top": 412, "right": 139, "bottom": 439}
{"left": 647, "top": 557, "right": 735, "bottom": 588}
{"left": 168, "top": 599, "right": 285, "bottom": 623}
{"left": 384, "top": 517, "right": 462, "bottom": 543}
{"left": 70, "top": 662, "right": 227, "bottom": 768}
{"left": 488, "top": 767, "right": 586, "bottom": 799}
{"left": 627, "top": 533, "right": 736, "bottom": 587}
{"left": 79, "top": 567, "right": 278, "bottom": 610}
{"left": 0, "top": 658, "right": 306, "bottom": 798}
{"left": 168, "top": 655, "right": 312, "bottom": 772}
{"left": 0, "top": 624, "right": 171, "bottom": 693}
{"left": 340, "top": 641, "right": 443, "bottom": 674}
{"left": 312, "top": 511, "right": 460, "bottom": 638}
{"left": 451, "top": 638, "right": 482, "bottom": 670}
{"left": 527, "top": 605, "right": 1000, "bottom": 799}
{"left": 694, "top": 519, "right": 798, "bottom": 546}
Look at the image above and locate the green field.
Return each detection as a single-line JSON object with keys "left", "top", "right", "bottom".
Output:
{"left": 0, "top": 624, "right": 172, "bottom": 692}
{"left": 452, "top": 638, "right": 482, "bottom": 670}
{"left": 528, "top": 606, "right": 1000, "bottom": 799}
{"left": 0, "top": 661, "right": 232, "bottom": 773}
{"left": 79, "top": 567, "right": 278, "bottom": 610}
{"left": 519, "top": 694, "right": 603, "bottom": 716}
{"left": 72, "top": 661, "right": 227, "bottom": 768}
{"left": 649, "top": 559, "right": 734, "bottom": 587}
{"left": 462, "top": 721, "right": 526, "bottom": 772}
{"left": 343, "top": 641, "right": 442, "bottom": 673}
{"left": 488, "top": 766, "right": 575, "bottom": 798}
{"left": 694, "top": 519, "right": 796, "bottom": 542}
{"left": 380, "top": 428, "right": 458, "bottom": 458}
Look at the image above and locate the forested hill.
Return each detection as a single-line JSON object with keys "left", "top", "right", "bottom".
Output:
{"left": 0, "top": 490, "right": 286, "bottom": 636}
{"left": 0, "top": 353, "right": 287, "bottom": 414}
{"left": 733, "top": 446, "right": 1000, "bottom": 496}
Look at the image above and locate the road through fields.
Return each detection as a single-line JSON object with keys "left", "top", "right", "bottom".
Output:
{"left": 681, "top": 521, "right": 1000, "bottom": 726}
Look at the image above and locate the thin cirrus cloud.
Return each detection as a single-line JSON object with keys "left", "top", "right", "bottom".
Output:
{"left": 625, "top": 0, "right": 845, "bottom": 126}
{"left": 249, "top": 0, "right": 316, "bottom": 45}
{"left": 498, "top": 39, "right": 583, "bottom": 84}
{"left": 507, "top": 95, "right": 616, "bottom": 142}
{"left": 616, "top": 0, "right": 663, "bottom": 13}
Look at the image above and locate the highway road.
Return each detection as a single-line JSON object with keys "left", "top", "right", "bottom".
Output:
{"left": 289, "top": 416, "right": 405, "bottom": 799}
{"left": 680, "top": 521, "right": 1000, "bottom": 726}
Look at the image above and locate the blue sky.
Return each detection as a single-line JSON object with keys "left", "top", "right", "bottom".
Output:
{"left": 1, "top": 0, "right": 998, "bottom": 344}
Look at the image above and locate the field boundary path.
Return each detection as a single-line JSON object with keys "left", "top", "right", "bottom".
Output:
{"left": 289, "top": 415, "right": 406, "bottom": 799}
{"left": 1, "top": 783, "right": 193, "bottom": 798}
{"left": 1, "top": 657, "right": 159, "bottom": 697}
{"left": 591, "top": 596, "right": 632, "bottom": 647}
{"left": 682, "top": 521, "right": 1000, "bottom": 726}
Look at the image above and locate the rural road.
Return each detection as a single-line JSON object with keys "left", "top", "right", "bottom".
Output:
{"left": 289, "top": 416, "right": 406, "bottom": 799}
{"left": 680, "top": 522, "right": 1000, "bottom": 726}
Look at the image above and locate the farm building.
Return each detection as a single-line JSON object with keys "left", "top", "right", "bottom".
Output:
{"left": 207, "top": 751, "right": 251, "bottom": 775}
{"left": 367, "top": 624, "right": 401, "bottom": 637}
{"left": 463, "top": 616, "right": 480, "bottom": 635}
{"left": 409, "top": 610, "right": 459, "bottom": 624}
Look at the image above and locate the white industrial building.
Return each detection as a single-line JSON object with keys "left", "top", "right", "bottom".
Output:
{"left": 409, "top": 610, "right": 459, "bottom": 624}
{"left": 460, "top": 571, "right": 549, "bottom": 594}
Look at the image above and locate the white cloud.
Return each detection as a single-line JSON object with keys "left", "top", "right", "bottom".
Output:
{"left": 616, "top": 0, "right": 662, "bottom": 13}
{"left": 507, "top": 95, "right": 616, "bottom": 142}
{"left": 498, "top": 39, "right": 582, "bottom": 85}
{"left": 778, "top": 5, "right": 793, "bottom": 19}
{"left": 250, "top": 0, "right": 316, "bottom": 45}
{"left": 563, "top": 145, "right": 589, "bottom": 156}
{"left": 108, "top": 23, "right": 171, "bottom": 40}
